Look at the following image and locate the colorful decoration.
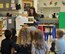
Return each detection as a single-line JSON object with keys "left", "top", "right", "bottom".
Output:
{"left": 62, "top": 1, "right": 65, "bottom": 5}
{"left": 2, "top": 17, "right": 7, "bottom": 30}
{"left": 50, "top": 0, "right": 53, "bottom": 5}
{"left": 54, "top": 2, "right": 58, "bottom": 6}
{"left": 44, "top": 3, "right": 47, "bottom": 6}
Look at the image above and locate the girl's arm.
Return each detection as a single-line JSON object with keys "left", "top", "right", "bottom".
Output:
{"left": 45, "top": 48, "right": 48, "bottom": 54}
{"left": 31, "top": 44, "right": 35, "bottom": 54}
{"left": 45, "top": 43, "right": 49, "bottom": 54}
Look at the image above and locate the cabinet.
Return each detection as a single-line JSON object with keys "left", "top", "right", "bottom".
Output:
{"left": 0, "top": 20, "right": 2, "bottom": 36}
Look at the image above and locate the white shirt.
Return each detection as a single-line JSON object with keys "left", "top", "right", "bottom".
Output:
{"left": 55, "top": 38, "right": 65, "bottom": 54}
{"left": 32, "top": 43, "right": 48, "bottom": 54}
{"left": 16, "top": 15, "right": 28, "bottom": 30}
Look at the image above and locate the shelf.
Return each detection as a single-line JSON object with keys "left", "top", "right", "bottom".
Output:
{"left": 39, "top": 18, "right": 58, "bottom": 24}
{"left": 40, "top": 7, "right": 60, "bottom": 8}
{"left": 41, "top": 18, "right": 58, "bottom": 20}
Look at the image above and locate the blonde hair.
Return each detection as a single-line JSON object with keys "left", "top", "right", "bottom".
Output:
{"left": 16, "top": 27, "right": 31, "bottom": 45}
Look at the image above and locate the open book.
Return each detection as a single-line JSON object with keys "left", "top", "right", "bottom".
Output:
{"left": 28, "top": 16, "right": 34, "bottom": 23}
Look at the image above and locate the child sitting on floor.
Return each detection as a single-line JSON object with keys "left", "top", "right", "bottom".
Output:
{"left": 1, "top": 29, "right": 18, "bottom": 54}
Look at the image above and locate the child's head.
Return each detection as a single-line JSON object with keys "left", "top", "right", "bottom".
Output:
{"left": 4, "top": 30, "right": 12, "bottom": 39}
{"left": 51, "top": 41, "right": 55, "bottom": 47}
{"left": 28, "top": 7, "right": 37, "bottom": 16}
{"left": 50, "top": 42, "right": 55, "bottom": 52}
{"left": 33, "top": 29, "right": 44, "bottom": 49}
{"left": 34, "top": 29, "right": 43, "bottom": 41}
{"left": 56, "top": 29, "right": 64, "bottom": 38}
{"left": 34, "top": 29, "right": 44, "bottom": 45}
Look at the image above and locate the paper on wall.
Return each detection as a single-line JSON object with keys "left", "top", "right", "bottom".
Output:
{"left": 8, "top": 19, "right": 12, "bottom": 24}
{"left": 11, "top": 3, "right": 15, "bottom": 7}
{"left": 0, "top": 3, "right": 3, "bottom": 8}
{"left": 11, "top": 0, "right": 15, "bottom": 3}
{"left": 1, "top": 17, "right": 7, "bottom": 30}
{"left": 11, "top": 3, "right": 16, "bottom": 10}
{"left": 6, "top": 3, "right": 9, "bottom": 8}
{"left": 12, "top": 7, "right": 16, "bottom": 10}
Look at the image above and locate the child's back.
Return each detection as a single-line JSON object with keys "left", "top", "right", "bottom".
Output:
{"left": 1, "top": 38, "right": 12, "bottom": 54}
{"left": 1, "top": 30, "right": 13, "bottom": 54}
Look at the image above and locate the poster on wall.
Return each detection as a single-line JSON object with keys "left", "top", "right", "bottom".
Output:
{"left": 0, "top": 3, "right": 3, "bottom": 8}
{"left": 11, "top": 3, "right": 16, "bottom": 10}
{"left": 6, "top": 3, "right": 9, "bottom": 8}
{"left": 1, "top": 17, "right": 7, "bottom": 30}
{"left": 11, "top": 0, "right": 15, "bottom": 3}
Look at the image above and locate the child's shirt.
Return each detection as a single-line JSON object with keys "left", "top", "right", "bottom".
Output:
{"left": 32, "top": 43, "right": 48, "bottom": 54}
{"left": 1, "top": 39, "right": 12, "bottom": 54}
{"left": 1, "top": 38, "right": 18, "bottom": 54}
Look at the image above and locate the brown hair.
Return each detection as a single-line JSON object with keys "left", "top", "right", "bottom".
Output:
{"left": 33, "top": 29, "right": 43, "bottom": 41}
{"left": 57, "top": 29, "right": 64, "bottom": 38}
{"left": 30, "top": 31, "right": 35, "bottom": 42}
{"left": 28, "top": 7, "right": 37, "bottom": 16}
{"left": 33, "top": 29, "right": 45, "bottom": 50}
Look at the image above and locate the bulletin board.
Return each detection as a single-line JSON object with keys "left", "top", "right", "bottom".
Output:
{"left": 0, "top": 0, "right": 18, "bottom": 11}
{"left": 59, "top": 12, "right": 65, "bottom": 28}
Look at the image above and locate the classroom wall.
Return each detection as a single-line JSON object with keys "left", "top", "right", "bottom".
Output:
{"left": 0, "top": 0, "right": 65, "bottom": 16}
{"left": 18, "top": 0, "right": 38, "bottom": 13}
{"left": 18, "top": 0, "right": 23, "bottom": 13}
{"left": 0, "top": 0, "right": 23, "bottom": 16}
{"left": 34, "top": 0, "right": 37, "bottom": 12}
{"left": 37, "top": 0, "right": 65, "bottom": 12}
